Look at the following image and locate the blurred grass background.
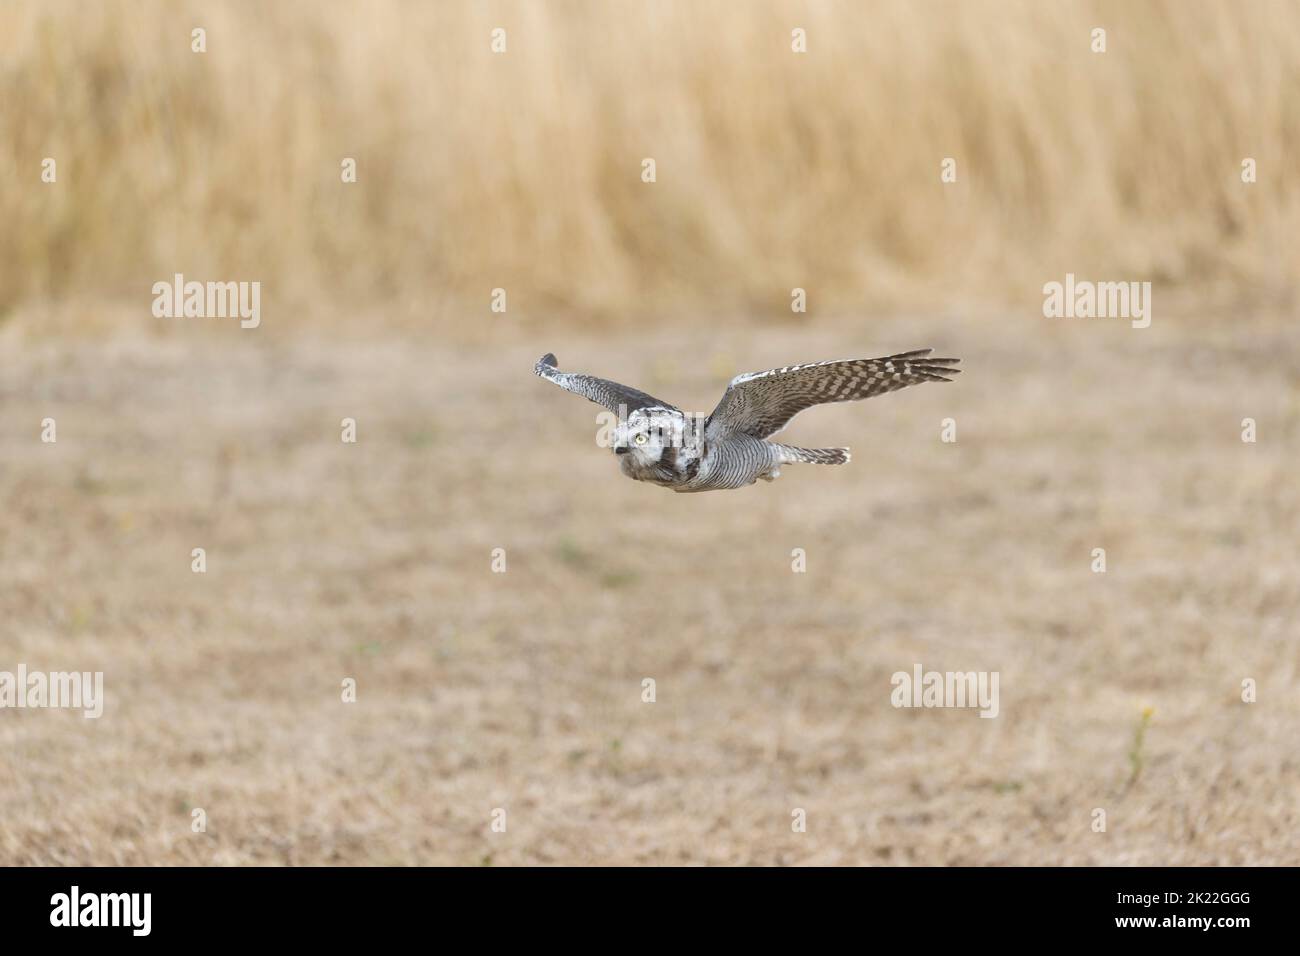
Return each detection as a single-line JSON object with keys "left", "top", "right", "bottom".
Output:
{"left": 3, "top": 1, "right": 1299, "bottom": 866}
{"left": 3, "top": 0, "right": 1298, "bottom": 329}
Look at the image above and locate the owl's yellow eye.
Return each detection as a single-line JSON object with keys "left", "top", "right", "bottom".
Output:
{"left": 633, "top": 433, "right": 648, "bottom": 445}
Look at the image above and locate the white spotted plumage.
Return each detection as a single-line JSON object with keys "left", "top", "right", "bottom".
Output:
{"left": 534, "top": 350, "right": 960, "bottom": 493}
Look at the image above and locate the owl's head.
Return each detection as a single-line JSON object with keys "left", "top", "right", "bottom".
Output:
{"left": 613, "top": 408, "right": 692, "bottom": 477}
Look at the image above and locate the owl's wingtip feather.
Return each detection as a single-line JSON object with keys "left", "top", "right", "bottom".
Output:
{"left": 536, "top": 353, "right": 558, "bottom": 374}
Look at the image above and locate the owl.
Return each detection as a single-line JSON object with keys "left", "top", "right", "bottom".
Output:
{"left": 535, "top": 349, "right": 960, "bottom": 492}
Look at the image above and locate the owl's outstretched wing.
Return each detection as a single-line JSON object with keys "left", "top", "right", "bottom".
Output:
{"left": 705, "top": 349, "right": 960, "bottom": 441}
{"left": 534, "top": 354, "right": 679, "bottom": 418}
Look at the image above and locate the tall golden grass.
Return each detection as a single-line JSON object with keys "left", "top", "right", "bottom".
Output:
{"left": 3, "top": 0, "right": 1298, "bottom": 326}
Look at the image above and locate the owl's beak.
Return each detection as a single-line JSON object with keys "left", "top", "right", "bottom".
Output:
{"left": 614, "top": 444, "right": 629, "bottom": 456}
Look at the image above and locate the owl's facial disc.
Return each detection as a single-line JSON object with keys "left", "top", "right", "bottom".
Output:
{"left": 615, "top": 411, "right": 681, "bottom": 466}
{"left": 616, "top": 422, "right": 655, "bottom": 461}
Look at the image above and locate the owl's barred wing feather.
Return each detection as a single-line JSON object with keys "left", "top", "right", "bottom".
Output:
{"left": 705, "top": 349, "right": 960, "bottom": 441}
{"left": 534, "top": 353, "right": 679, "bottom": 418}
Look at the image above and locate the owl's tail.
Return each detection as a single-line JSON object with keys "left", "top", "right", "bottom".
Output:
{"left": 774, "top": 444, "right": 851, "bottom": 465}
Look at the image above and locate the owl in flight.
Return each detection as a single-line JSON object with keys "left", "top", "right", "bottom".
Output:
{"left": 534, "top": 349, "right": 960, "bottom": 493}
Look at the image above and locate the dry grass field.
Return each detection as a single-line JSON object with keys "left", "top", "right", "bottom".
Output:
{"left": 3, "top": 0, "right": 1299, "bottom": 321}
{"left": 2, "top": 308, "right": 1297, "bottom": 865}
{"left": 1, "top": 1, "right": 1298, "bottom": 865}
